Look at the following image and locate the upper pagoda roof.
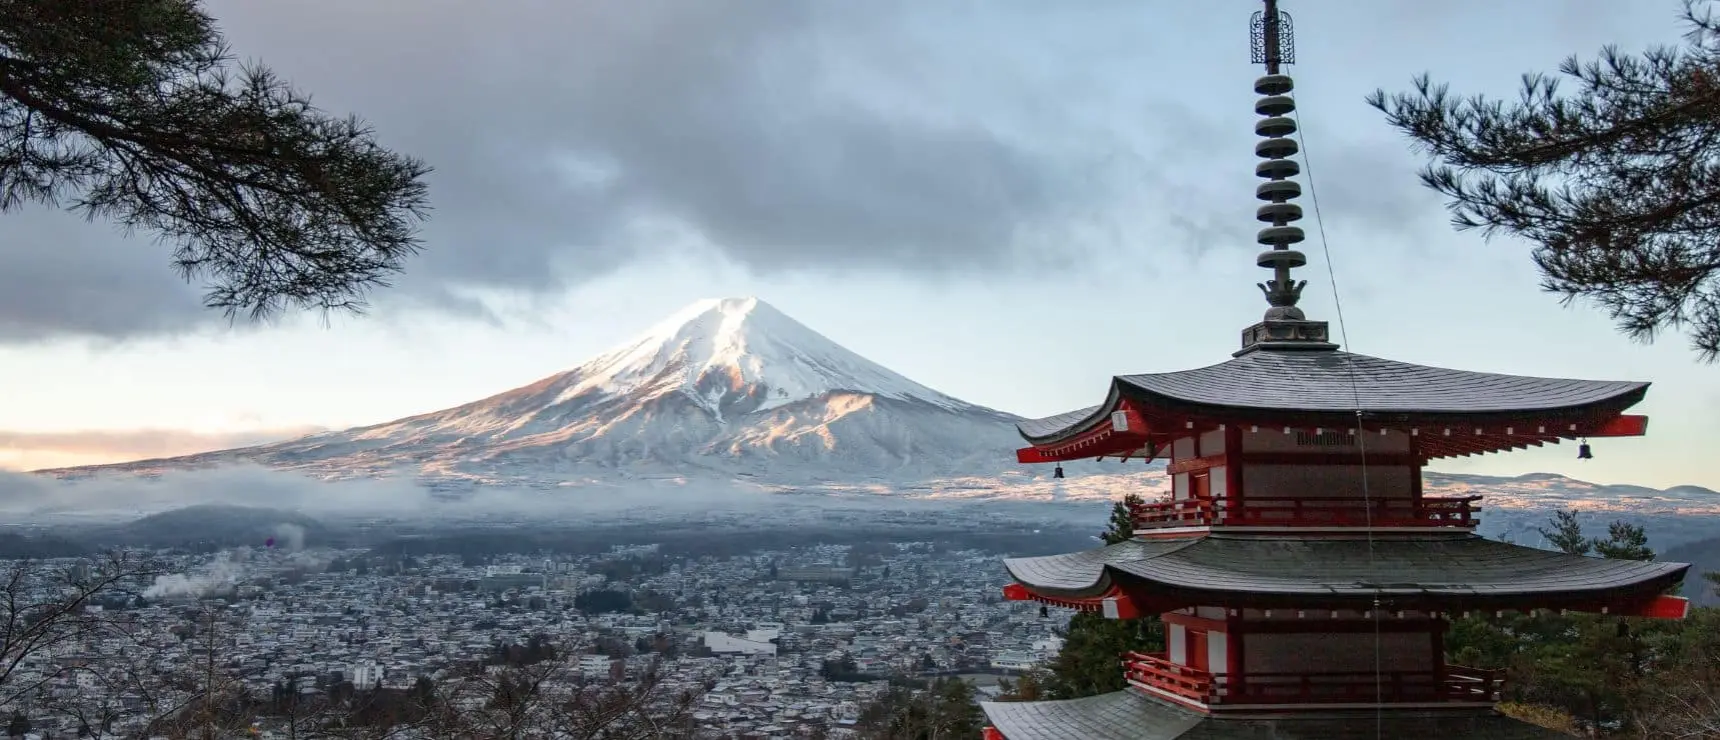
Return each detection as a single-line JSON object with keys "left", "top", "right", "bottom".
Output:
{"left": 1019, "top": 350, "right": 1648, "bottom": 444}
{"left": 1003, "top": 534, "right": 1687, "bottom": 612}
{"left": 980, "top": 691, "right": 1572, "bottom": 740}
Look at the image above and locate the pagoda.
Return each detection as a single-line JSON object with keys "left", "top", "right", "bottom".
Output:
{"left": 979, "top": 3, "right": 1692, "bottom": 738}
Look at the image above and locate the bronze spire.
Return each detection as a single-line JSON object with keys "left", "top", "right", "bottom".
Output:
{"left": 1238, "top": 0, "right": 1336, "bottom": 355}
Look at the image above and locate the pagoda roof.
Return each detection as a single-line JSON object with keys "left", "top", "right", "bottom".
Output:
{"left": 1002, "top": 534, "right": 1687, "bottom": 612}
{"left": 981, "top": 691, "right": 1570, "bottom": 739}
{"left": 1019, "top": 350, "right": 1648, "bottom": 444}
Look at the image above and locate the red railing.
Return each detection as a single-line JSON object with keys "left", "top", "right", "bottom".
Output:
{"left": 1121, "top": 652, "right": 1504, "bottom": 706}
{"left": 1122, "top": 652, "right": 1215, "bottom": 701}
{"left": 1130, "top": 495, "right": 1481, "bottom": 530}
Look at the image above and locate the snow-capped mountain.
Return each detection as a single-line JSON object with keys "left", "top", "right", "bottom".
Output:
{"left": 61, "top": 298, "right": 1030, "bottom": 485}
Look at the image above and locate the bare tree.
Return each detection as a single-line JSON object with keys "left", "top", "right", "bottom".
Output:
{"left": 1368, "top": 0, "right": 1720, "bottom": 359}
{"left": 429, "top": 656, "right": 706, "bottom": 739}
{"left": 1, "top": 553, "right": 160, "bottom": 726}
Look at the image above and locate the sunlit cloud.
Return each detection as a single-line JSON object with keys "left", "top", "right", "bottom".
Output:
{"left": 0, "top": 426, "right": 325, "bottom": 472}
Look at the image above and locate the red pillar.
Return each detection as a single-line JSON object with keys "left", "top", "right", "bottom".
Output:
{"left": 1224, "top": 425, "right": 1245, "bottom": 513}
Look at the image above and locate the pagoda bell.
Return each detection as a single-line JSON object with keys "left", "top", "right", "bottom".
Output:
{"left": 1577, "top": 438, "right": 1593, "bottom": 460}
{"left": 1053, "top": 465, "right": 1065, "bottom": 479}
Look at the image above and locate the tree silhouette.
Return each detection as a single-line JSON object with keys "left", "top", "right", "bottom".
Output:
{"left": 1370, "top": 1, "right": 1720, "bottom": 359}
{"left": 1, "top": 0, "right": 430, "bottom": 320}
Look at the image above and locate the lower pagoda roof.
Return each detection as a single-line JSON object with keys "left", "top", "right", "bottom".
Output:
{"left": 1003, "top": 534, "right": 1688, "bottom": 612}
{"left": 1019, "top": 349, "right": 1648, "bottom": 445}
{"left": 981, "top": 690, "right": 1571, "bottom": 739}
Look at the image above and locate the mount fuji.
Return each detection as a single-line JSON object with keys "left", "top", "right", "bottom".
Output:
{"left": 57, "top": 298, "right": 1036, "bottom": 487}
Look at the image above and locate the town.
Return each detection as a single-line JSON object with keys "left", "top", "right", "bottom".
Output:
{"left": 1, "top": 540, "right": 1067, "bottom": 738}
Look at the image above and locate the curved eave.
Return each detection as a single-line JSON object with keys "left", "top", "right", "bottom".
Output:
{"left": 1017, "top": 385, "right": 1127, "bottom": 445}
{"left": 1003, "top": 535, "right": 1690, "bottom": 613}
{"left": 1002, "top": 538, "right": 1202, "bottom": 600}
{"left": 1019, "top": 352, "right": 1650, "bottom": 445}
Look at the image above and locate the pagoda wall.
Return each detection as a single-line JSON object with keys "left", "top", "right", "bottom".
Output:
{"left": 1170, "top": 431, "right": 1230, "bottom": 501}
{"left": 1241, "top": 429, "right": 1414, "bottom": 455}
{"left": 1241, "top": 465, "right": 1413, "bottom": 501}
{"left": 1244, "top": 631, "right": 1434, "bottom": 674}
{"left": 1166, "top": 622, "right": 1228, "bottom": 669}
{"left": 1168, "top": 429, "right": 1421, "bottom": 504}
{"left": 1239, "top": 428, "right": 1416, "bottom": 502}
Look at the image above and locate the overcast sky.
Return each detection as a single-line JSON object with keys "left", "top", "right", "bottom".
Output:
{"left": 3, "top": 0, "right": 1715, "bottom": 489}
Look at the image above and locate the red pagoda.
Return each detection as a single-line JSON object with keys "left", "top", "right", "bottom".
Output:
{"left": 979, "top": 3, "right": 1692, "bottom": 738}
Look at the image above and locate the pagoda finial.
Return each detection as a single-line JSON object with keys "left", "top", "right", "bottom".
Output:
{"left": 1237, "top": 0, "right": 1335, "bottom": 356}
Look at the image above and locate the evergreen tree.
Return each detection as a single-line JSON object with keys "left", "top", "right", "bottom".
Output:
{"left": 1539, "top": 510, "right": 1592, "bottom": 556}
{"left": 1, "top": 0, "right": 431, "bottom": 320}
{"left": 1447, "top": 512, "right": 1681, "bottom": 734}
{"left": 1044, "top": 612, "right": 1162, "bottom": 699}
{"left": 1102, "top": 494, "right": 1142, "bottom": 545}
{"left": 1368, "top": 1, "right": 1720, "bottom": 359}
{"left": 993, "top": 670, "right": 1049, "bottom": 702}
{"left": 1591, "top": 521, "right": 1654, "bottom": 561}
{"left": 855, "top": 678, "right": 983, "bottom": 739}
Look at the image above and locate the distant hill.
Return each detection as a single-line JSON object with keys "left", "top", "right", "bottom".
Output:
{"left": 0, "top": 531, "right": 89, "bottom": 559}
{"left": 95, "top": 504, "right": 327, "bottom": 549}
{"left": 1422, "top": 472, "right": 1720, "bottom": 552}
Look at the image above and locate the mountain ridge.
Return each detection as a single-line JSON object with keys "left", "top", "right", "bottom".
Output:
{"left": 43, "top": 298, "right": 1027, "bottom": 485}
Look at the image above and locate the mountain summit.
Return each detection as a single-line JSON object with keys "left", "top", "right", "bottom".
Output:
{"left": 568, "top": 297, "right": 973, "bottom": 420}
{"left": 65, "top": 298, "right": 1025, "bottom": 485}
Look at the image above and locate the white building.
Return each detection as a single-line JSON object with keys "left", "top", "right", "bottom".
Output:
{"left": 703, "top": 632, "right": 778, "bottom": 656}
{"left": 351, "top": 661, "right": 382, "bottom": 688}
{"left": 1032, "top": 635, "right": 1066, "bottom": 658}
{"left": 990, "top": 651, "right": 1041, "bottom": 671}
{"left": 578, "top": 655, "right": 615, "bottom": 679}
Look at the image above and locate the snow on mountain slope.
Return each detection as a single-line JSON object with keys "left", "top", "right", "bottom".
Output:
{"left": 55, "top": 298, "right": 1029, "bottom": 485}
{"left": 566, "top": 297, "right": 973, "bottom": 419}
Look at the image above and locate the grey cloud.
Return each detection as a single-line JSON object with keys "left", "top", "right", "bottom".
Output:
{"left": 2, "top": 0, "right": 1135, "bottom": 340}
{"left": 1290, "top": 143, "right": 1447, "bottom": 238}
{"left": 0, "top": 209, "right": 209, "bottom": 342}
{"left": 6, "top": 0, "right": 1592, "bottom": 342}
{"left": 214, "top": 0, "right": 1103, "bottom": 283}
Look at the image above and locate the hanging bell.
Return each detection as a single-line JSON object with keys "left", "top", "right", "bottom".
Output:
{"left": 1052, "top": 465, "right": 1065, "bottom": 479}
{"left": 1577, "top": 439, "right": 1593, "bottom": 460}
{"left": 1039, "top": 605, "right": 1050, "bottom": 618}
